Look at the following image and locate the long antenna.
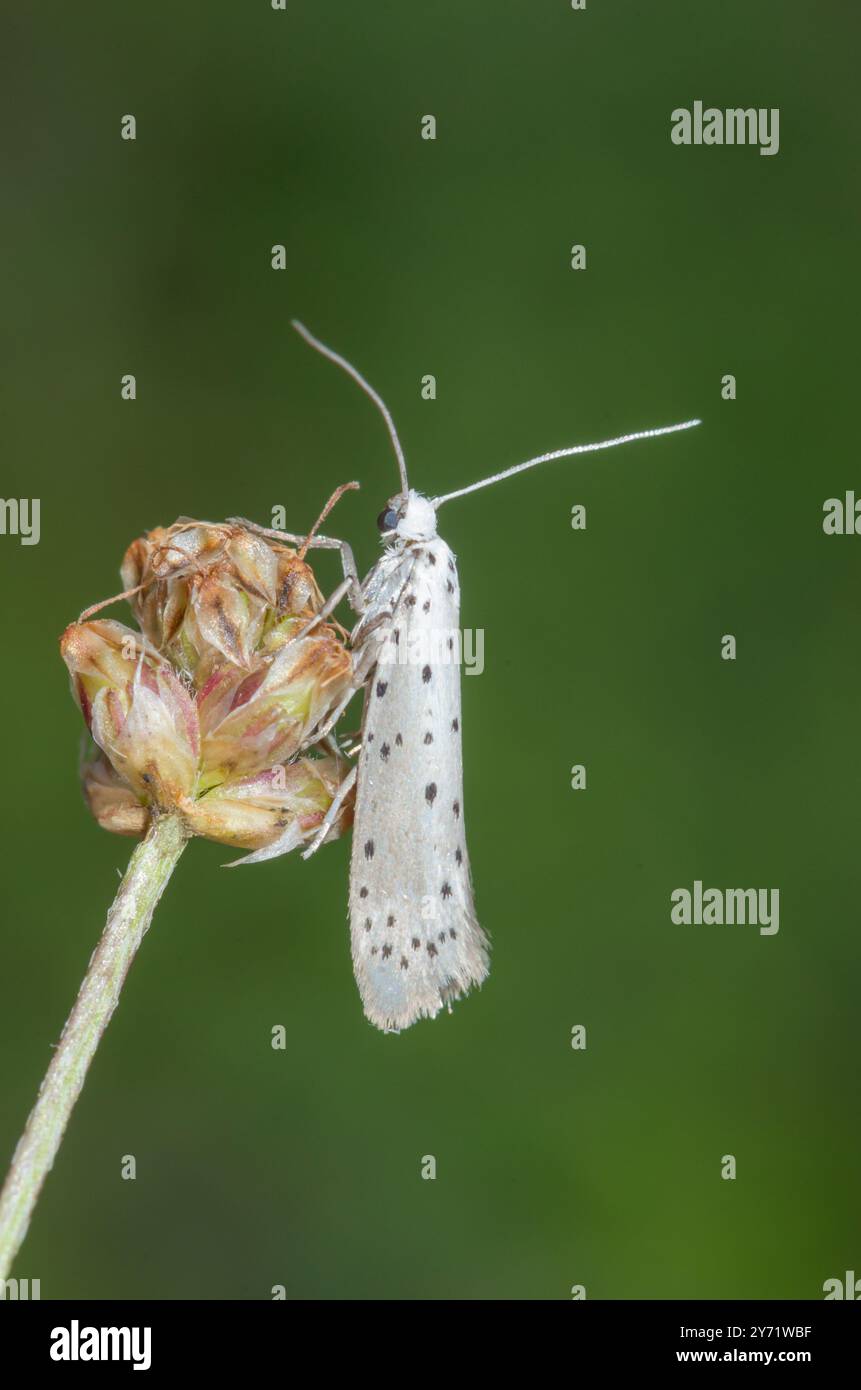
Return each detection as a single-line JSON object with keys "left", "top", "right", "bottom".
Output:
{"left": 292, "top": 320, "right": 410, "bottom": 494}
{"left": 432, "top": 418, "right": 701, "bottom": 508}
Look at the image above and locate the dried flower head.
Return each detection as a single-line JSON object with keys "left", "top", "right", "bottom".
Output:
{"left": 120, "top": 519, "right": 326, "bottom": 680}
{"left": 62, "top": 518, "right": 356, "bottom": 857}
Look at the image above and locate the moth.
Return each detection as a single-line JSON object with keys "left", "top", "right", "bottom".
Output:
{"left": 233, "top": 323, "right": 700, "bottom": 1032}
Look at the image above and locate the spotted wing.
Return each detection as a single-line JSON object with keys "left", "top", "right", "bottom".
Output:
{"left": 348, "top": 538, "right": 489, "bottom": 1031}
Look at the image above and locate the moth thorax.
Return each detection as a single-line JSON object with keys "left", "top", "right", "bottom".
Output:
{"left": 396, "top": 491, "right": 438, "bottom": 542}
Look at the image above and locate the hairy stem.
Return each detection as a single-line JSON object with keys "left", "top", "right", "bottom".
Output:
{"left": 0, "top": 813, "right": 188, "bottom": 1279}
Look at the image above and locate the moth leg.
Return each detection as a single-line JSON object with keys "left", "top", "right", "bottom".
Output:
{"left": 289, "top": 574, "right": 354, "bottom": 644}
{"left": 300, "top": 533, "right": 364, "bottom": 613}
{"left": 229, "top": 515, "right": 306, "bottom": 544}
{"left": 298, "top": 641, "right": 377, "bottom": 752}
{"left": 350, "top": 604, "right": 396, "bottom": 646}
{"left": 301, "top": 765, "right": 358, "bottom": 860}
{"left": 229, "top": 517, "right": 365, "bottom": 614}
{"left": 322, "top": 731, "right": 344, "bottom": 759}
{"left": 301, "top": 683, "right": 361, "bottom": 751}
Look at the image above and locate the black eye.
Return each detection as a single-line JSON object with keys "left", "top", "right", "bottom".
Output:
{"left": 377, "top": 507, "right": 399, "bottom": 533}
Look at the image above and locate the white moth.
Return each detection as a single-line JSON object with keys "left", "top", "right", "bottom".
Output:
{"left": 234, "top": 323, "right": 700, "bottom": 1032}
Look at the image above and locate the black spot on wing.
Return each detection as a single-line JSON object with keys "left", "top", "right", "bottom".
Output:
{"left": 425, "top": 783, "right": 437, "bottom": 804}
{"left": 422, "top": 665, "right": 432, "bottom": 683}
{"left": 364, "top": 839, "right": 375, "bottom": 859}
{"left": 376, "top": 680, "right": 388, "bottom": 698}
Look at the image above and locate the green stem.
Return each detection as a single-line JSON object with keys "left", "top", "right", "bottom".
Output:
{"left": 0, "top": 812, "right": 188, "bottom": 1279}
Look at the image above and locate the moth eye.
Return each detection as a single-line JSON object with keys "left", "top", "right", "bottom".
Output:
{"left": 377, "top": 507, "right": 399, "bottom": 533}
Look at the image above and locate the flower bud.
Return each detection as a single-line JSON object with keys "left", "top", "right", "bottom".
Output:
{"left": 81, "top": 751, "right": 149, "bottom": 838}
{"left": 185, "top": 756, "right": 353, "bottom": 852}
{"left": 120, "top": 521, "right": 324, "bottom": 680}
{"left": 197, "top": 632, "right": 352, "bottom": 782}
{"left": 61, "top": 620, "right": 199, "bottom": 809}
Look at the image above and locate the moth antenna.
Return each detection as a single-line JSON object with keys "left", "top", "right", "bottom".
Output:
{"left": 298, "top": 480, "right": 360, "bottom": 559}
{"left": 292, "top": 320, "right": 410, "bottom": 494}
{"left": 432, "top": 418, "right": 702, "bottom": 508}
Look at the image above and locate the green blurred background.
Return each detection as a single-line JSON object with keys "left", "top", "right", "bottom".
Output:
{"left": 2, "top": 1, "right": 859, "bottom": 1299}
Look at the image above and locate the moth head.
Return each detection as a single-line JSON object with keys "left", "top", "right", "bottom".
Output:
{"left": 376, "top": 490, "right": 438, "bottom": 543}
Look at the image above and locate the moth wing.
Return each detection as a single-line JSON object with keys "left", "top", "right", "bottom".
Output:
{"left": 348, "top": 540, "right": 489, "bottom": 1031}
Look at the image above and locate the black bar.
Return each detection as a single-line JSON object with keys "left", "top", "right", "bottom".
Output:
{"left": 1, "top": 1298, "right": 856, "bottom": 1373}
